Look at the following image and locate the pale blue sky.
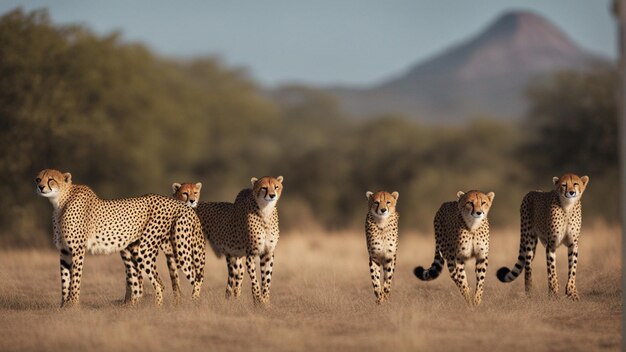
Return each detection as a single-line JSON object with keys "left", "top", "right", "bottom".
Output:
{"left": 1, "top": 1, "right": 617, "bottom": 87}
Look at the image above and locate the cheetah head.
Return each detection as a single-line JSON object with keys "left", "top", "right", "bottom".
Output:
{"left": 251, "top": 176, "right": 284, "bottom": 208}
{"left": 457, "top": 190, "right": 495, "bottom": 231}
{"left": 553, "top": 174, "right": 589, "bottom": 207}
{"left": 366, "top": 191, "right": 399, "bottom": 221}
{"left": 172, "top": 182, "right": 202, "bottom": 208}
{"left": 35, "top": 169, "right": 72, "bottom": 201}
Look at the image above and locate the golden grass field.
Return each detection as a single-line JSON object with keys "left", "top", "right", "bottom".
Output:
{"left": 0, "top": 224, "right": 621, "bottom": 352}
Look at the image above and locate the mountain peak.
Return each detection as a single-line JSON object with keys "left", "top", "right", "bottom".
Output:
{"left": 489, "top": 10, "right": 557, "bottom": 34}
{"left": 476, "top": 10, "right": 581, "bottom": 54}
{"left": 326, "top": 10, "right": 602, "bottom": 122}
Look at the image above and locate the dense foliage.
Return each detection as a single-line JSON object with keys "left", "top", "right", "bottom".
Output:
{"left": 0, "top": 9, "right": 618, "bottom": 247}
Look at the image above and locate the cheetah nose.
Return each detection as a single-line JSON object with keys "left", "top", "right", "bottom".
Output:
{"left": 38, "top": 185, "right": 45, "bottom": 191}
{"left": 568, "top": 191, "right": 576, "bottom": 196}
{"left": 380, "top": 208, "right": 387, "bottom": 214}
{"left": 475, "top": 211, "right": 483, "bottom": 216}
{"left": 189, "top": 199, "right": 196, "bottom": 203}
{"left": 269, "top": 194, "right": 276, "bottom": 199}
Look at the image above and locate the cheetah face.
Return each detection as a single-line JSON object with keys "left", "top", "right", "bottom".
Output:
{"left": 553, "top": 174, "right": 589, "bottom": 205}
{"left": 35, "top": 169, "right": 72, "bottom": 198}
{"left": 457, "top": 190, "right": 495, "bottom": 230}
{"left": 366, "top": 191, "right": 399, "bottom": 219}
{"left": 251, "top": 176, "right": 284, "bottom": 204}
{"left": 172, "top": 182, "right": 202, "bottom": 208}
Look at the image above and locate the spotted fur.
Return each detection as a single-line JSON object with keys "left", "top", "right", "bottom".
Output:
{"left": 365, "top": 191, "right": 399, "bottom": 304}
{"left": 172, "top": 176, "right": 283, "bottom": 305}
{"left": 36, "top": 169, "right": 205, "bottom": 307}
{"left": 497, "top": 174, "right": 589, "bottom": 301}
{"left": 414, "top": 190, "right": 495, "bottom": 306}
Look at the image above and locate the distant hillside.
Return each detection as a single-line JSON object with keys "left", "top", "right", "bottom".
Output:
{"left": 321, "top": 10, "right": 606, "bottom": 122}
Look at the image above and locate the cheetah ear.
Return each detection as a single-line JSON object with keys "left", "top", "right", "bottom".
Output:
{"left": 366, "top": 191, "right": 373, "bottom": 200}
{"left": 580, "top": 175, "right": 589, "bottom": 186}
{"left": 276, "top": 175, "right": 284, "bottom": 183}
{"left": 195, "top": 182, "right": 202, "bottom": 191}
{"left": 456, "top": 191, "right": 465, "bottom": 200}
{"left": 552, "top": 176, "right": 560, "bottom": 186}
{"left": 172, "top": 183, "right": 181, "bottom": 194}
{"left": 250, "top": 177, "right": 258, "bottom": 186}
{"left": 63, "top": 172, "right": 72, "bottom": 184}
{"left": 391, "top": 191, "right": 399, "bottom": 200}
{"left": 487, "top": 192, "right": 495, "bottom": 202}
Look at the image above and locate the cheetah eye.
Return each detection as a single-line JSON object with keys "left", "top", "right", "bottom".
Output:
{"left": 35, "top": 178, "right": 41, "bottom": 183}
{"left": 262, "top": 187, "right": 268, "bottom": 191}
{"left": 374, "top": 201, "right": 379, "bottom": 206}
{"left": 182, "top": 192, "right": 189, "bottom": 197}
{"left": 481, "top": 202, "right": 486, "bottom": 206}
{"left": 274, "top": 186, "right": 279, "bottom": 190}
{"left": 386, "top": 201, "right": 390, "bottom": 205}
{"left": 561, "top": 184, "right": 566, "bottom": 187}
{"left": 573, "top": 183, "right": 579, "bottom": 186}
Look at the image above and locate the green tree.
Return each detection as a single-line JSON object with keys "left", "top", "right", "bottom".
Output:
{"left": 521, "top": 67, "right": 619, "bottom": 220}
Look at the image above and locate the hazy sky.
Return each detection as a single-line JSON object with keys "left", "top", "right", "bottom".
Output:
{"left": 1, "top": 1, "right": 617, "bottom": 87}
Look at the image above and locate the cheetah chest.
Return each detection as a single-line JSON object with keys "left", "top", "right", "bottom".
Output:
{"left": 541, "top": 206, "right": 580, "bottom": 246}
{"left": 455, "top": 230, "right": 488, "bottom": 261}
{"left": 248, "top": 214, "right": 279, "bottom": 255}
{"left": 367, "top": 227, "right": 398, "bottom": 261}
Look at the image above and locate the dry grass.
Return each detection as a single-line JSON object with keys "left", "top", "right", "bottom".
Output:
{"left": 0, "top": 224, "right": 621, "bottom": 352}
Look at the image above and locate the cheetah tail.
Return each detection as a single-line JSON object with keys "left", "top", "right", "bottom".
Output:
{"left": 496, "top": 249, "right": 526, "bottom": 283}
{"left": 414, "top": 249, "right": 443, "bottom": 281}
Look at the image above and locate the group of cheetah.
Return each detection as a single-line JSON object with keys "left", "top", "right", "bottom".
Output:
{"left": 35, "top": 168, "right": 588, "bottom": 308}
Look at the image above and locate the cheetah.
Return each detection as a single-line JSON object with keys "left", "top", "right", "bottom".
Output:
{"left": 151, "top": 182, "right": 203, "bottom": 299}
{"left": 35, "top": 169, "right": 205, "bottom": 307}
{"left": 365, "top": 191, "right": 399, "bottom": 304}
{"left": 497, "top": 174, "right": 589, "bottom": 300}
{"left": 414, "top": 190, "right": 495, "bottom": 306}
{"left": 172, "top": 176, "right": 283, "bottom": 305}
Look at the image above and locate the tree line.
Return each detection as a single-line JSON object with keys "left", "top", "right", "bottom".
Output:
{"left": 0, "top": 8, "right": 618, "bottom": 247}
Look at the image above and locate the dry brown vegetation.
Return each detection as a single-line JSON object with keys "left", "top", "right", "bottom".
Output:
{"left": 0, "top": 224, "right": 621, "bottom": 351}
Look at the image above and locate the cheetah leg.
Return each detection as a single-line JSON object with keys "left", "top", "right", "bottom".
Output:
{"left": 64, "top": 246, "right": 86, "bottom": 308}
{"left": 566, "top": 242, "right": 580, "bottom": 301}
{"left": 369, "top": 258, "right": 383, "bottom": 304}
{"left": 474, "top": 256, "right": 488, "bottom": 306}
{"left": 448, "top": 260, "right": 472, "bottom": 305}
{"left": 381, "top": 255, "right": 396, "bottom": 301}
{"left": 129, "top": 242, "right": 144, "bottom": 299}
{"left": 524, "top": 236, "right": 538, "bottom": 295}
{"left": 189, "top": 229, "right": 205, "bottom": 300}
{"left": 546, "top": 243, "right": 559, "bottom": 297}
{"left": 233, "top": 257, "right": 244, "bottom": 298}
{"left": 120, "top": 247, "right": 142, "bottom": 305}
{"left": 177, "top": 248, "right": 200, "bottom": 300}
{"left": 59, "top": 249, "right": 71, "bottom": 307}
{"left": 246, "top": 255, "right": 263, "bottom": 304}
{"left": 260, "top": 251, "right": 275, "bottom": 304}
{"left": 225, "top": 255, "right": 237, "bottom": 299}
{"left": 139, "top": 247, "right": 165, "bottom": 306}
{"left": 162, "top": 240, "right": 181, "bottom": 300}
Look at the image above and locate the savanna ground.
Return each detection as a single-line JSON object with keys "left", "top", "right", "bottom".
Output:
{"left": 0, "top": 224, "right": 621, "bottom": 352}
